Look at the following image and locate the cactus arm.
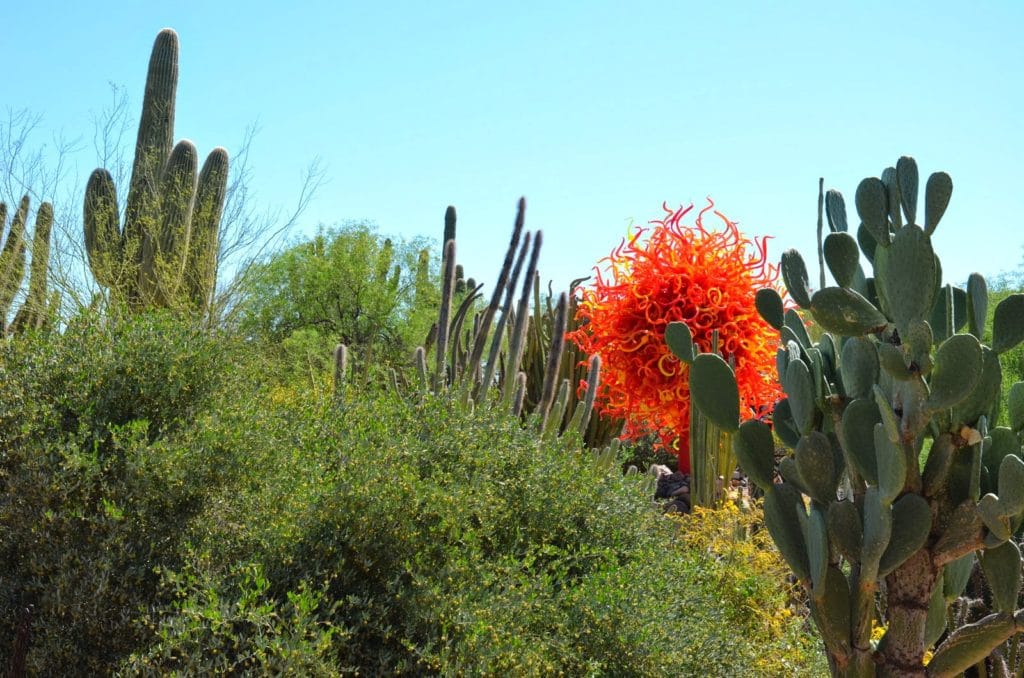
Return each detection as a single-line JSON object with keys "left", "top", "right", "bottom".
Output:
{"left": 124, "top": 28, "right": 178, "bottom": 249}
{"left": 185, "top": 147, "right": 228, "bottom": 311}
{"left": 139, "top": 139, "right": 197, "bottom": 306}
{"left": 0, "top": 196, "right": 30, "bottom": 324}
{"left": 83, "top": 169, "right": 123, "bottom": 289}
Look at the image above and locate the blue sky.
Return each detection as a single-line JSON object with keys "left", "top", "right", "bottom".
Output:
{"left": 6, "top": 1, "right": 1024, "bottom": 294}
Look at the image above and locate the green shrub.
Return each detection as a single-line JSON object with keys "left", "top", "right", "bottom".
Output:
{"left": 149, "top": 386, "right": 825, "bottom": 676}
{"left": 0, "top": 311, "right": 257, "bottom": 673}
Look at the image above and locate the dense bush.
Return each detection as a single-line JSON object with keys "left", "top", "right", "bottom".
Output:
{"left": 0, "top": 312, "right": 257, "bottom": 673}
{"left": 232, "top": 224, "right": 439, "bottom": 385}
{"left": 124, "top": 384, "right": 825, "bottom": 675}
{"left": 1, "top": 311, "right": 824, "bottom": 675}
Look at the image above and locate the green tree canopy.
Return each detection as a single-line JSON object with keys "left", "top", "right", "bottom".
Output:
{"left": 234, "top": 223, "right": 438, "bottom": 381}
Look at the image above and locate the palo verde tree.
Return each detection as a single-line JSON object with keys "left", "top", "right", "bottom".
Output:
{"left": 83, "top": 28, "right": 228, "bottom": 314}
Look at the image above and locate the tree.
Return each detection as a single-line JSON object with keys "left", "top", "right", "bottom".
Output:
{"left": 234, "top": 223, "right": 438, "bottom": 383}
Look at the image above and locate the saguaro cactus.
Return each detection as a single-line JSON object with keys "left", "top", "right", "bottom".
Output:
{"left": 83, "top": 28, "right": 229, "bottom": 313}
{"left": 685, "top": 156, "right": 1024, "bottom": 676}
{"left": 1, "top": 195, "right": 53, "bottom": 335}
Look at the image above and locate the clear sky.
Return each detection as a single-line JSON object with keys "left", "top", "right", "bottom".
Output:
{"left": 5, "top": 1, "right": 1024, "bottom": 295}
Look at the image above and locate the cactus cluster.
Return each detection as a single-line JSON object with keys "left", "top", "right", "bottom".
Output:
{"left": 83, "top": 28, "right": 228, "bottom": 313}
{"left": 684, "top": 156, "right": 1024, "bottom": 676}
{"left": 1, "top": 195, "right": 53, "bottom": 335}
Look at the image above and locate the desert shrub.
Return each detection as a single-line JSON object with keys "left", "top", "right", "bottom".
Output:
{"left": 139, "top": 386, "right": 825, "bottom": 676}
{"left": 0, "top": 311, "right": 259, "bottom": 673}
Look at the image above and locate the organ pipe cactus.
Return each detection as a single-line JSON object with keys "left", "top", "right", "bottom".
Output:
{"left": 1, "top": 195, "right": 53, "bottom": 335}
{"left": 83, "top": 28, "right": 229, "bottom": 313}
{"left": 684, "top": 156, "right": 1024, "bottom": 676}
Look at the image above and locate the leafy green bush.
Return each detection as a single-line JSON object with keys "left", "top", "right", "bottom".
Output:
{"left": 146, "top": 385, "right": 825, "bottom": 676}
{"left": 232, "top": 224, "right": 438, "bottom": 385}
{"left": 0, "top": 311, "right": 257, "bottom": 673}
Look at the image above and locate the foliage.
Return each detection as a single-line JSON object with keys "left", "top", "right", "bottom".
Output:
{"left": 0, "top": 311, "right": 254, "bottom": 674}
{"left": 569, "top": 200, "right": 782, "bottom": 472}
{"left": 234, "top": 223, "right": 437, "bottom": 383}
{"left": 133, "top": 382, "right": 824, "bottom": 676}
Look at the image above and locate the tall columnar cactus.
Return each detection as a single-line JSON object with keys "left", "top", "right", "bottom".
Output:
{"left": 83, "top": 28, "right": 229, "bottom": 313}
{"left": 1, "top": 195, "right": 53, "bottom": 335}
{"left": 686, "top": 156, "right": 1024, "bottom": 677}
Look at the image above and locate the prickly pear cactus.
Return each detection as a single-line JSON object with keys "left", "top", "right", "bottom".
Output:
{"left": 688, "top": 156, "right": 1024, "bottom": 677}
{"left": 83, "top": 28, "right": 229, "bottom": 314}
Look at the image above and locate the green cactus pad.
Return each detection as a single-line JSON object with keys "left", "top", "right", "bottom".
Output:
{"left": 923, "top": 434, "right": 956, "bottom": 497}
{"left": 781, "top": 249, "right": 812, "bottom": 309}
{"left": 823, "top": 232, "right": 861, "bottom": 289}
{"left": 733, "top": 419, "right": 775, "bottom": 490}
{"left": 926, "top": 333, "right": 983, "bottom": 411}
{"left": 860, "top": 486, "right": 893, "bottom": 579}
{"left": 952, "top": 347, "right": 1002, "bottom": 428}
{"left": 1009, "top": 383, "right": 1024, "bottom": 434}
{"left": 978, "top": 493, "right": 1012, "bottom": 542}
{"left": 992, "top": 294, "right": 1024, "bottom": 354}
{"left": 925, "top": 582, "right": 948, "bottom": 648}
{"left": 982, "top": 427, "right": 1020, "bottom": 494}
{"left": 799, "top": 504, "right": 829, "bottom": 592}
{"left": 997, "top": 453, "right": 1024, "bottom": 516}
{"left": 784, "top": 309, "right": 812, "bottom": 349}
{"left": 764, "top": 483, "right": 811, "bottom": 581}
{"left": 855, "top": 177, "right": 891, "bottom": 247}
{"left": 930, "top": 285, "right": 968, "bottom": 344}
{"left": 825, "top": 189, "right": 848, "bottom": 233}
{"left": 839, "top": 336, "right": 879, "bottom": 399}
{"left": 689, "top": 353, "right": 739, "bottom": 432}
{"left": 840, "top": 398, "right": 881, "bottom": 485}
{"left": 872, "top": 385, "right": 901, "bottom": 445}
{"left": 827, "top": 500, "right": 863, "bottom": 564}
{"left": 810, "top": 287, "right": 887, "bottom": 336}
{"left": 874, "top": 424, "right": 906, "bottom": 504}
{"left": 815, "top": 566, "right": 852, "bottom": 656}
{"left": 924, "top": 171, "right": 953, "bottom": 235}
{"left": 795, "top": 431, "right": 838, "bottom": 504}
{"left": 773, "top": 398, "right": 801, "bottom": 449}
{"left": 966, "top": 273, "right": 988, "bottom": 340}
{"left": 881, "top": 166, "right": 903, "bottom": 230}
{"left": 904, "top": 320, "right": 934, "bottom": 368}
{"left": 943, "top": 553, "right": 976, "bottom": 602}
{"left": 665, "top": 321, "right": 695, "bottom": 364}
{"left": 785, "top": 359, "right": 816, "bottom": 435}
{"left": 878, "top": 342, "right": 914, "bottom": 381}
{"left": 856, "top": 224, "right": 877, "bottom": 264}
{"left": 878, "top": 494, "right": 931, "bottom": 576}
{"left": 896, "top": 156, "right": 919, "bottom": 225}
{"left": 778, "top": 457, "right": 809, "bottom": 496}
{"left": 875, "top": 225, "right": 936, "bottom": 338}
{"left": 928, "top": 614, "right": 1016, "bottom": 677}
{"left": 981, "top": 541, "right": 1022, "bottom": 614}
{"left": 754, "top": 288, "right": 784, "bottom": 330}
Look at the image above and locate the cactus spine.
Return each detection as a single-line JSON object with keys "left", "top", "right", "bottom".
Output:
{"left": 686, "top": 156, "right": 1024, "bottom": 676}
{"left": 83, "top": 28, "right": 228, "bottom": 313}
